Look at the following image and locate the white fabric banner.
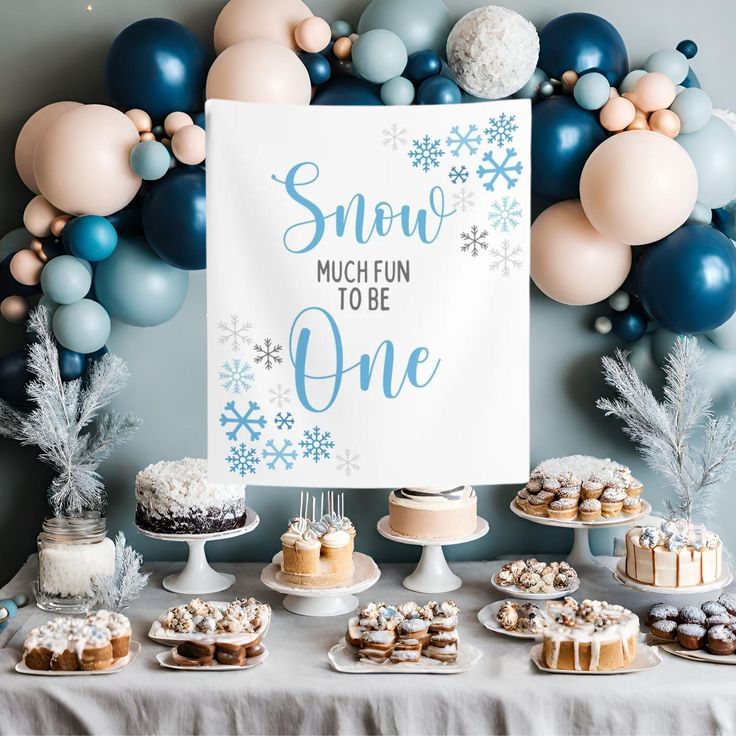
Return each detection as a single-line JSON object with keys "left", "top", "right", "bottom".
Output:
{"left": 206, "top": 99, "right": 530, "bottom": 488}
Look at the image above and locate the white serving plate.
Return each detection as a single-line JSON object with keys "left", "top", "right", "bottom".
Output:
{"left": 15, "top": 641, "right": 140, "bottom": 676}
{"left": 328, "top": 640, "right": 482, "bottom": 674}
{"left": 529, "top": 640, "right": 662, "bottom": 674}
{"left": 156, "top": 646, "right": 268, "bottom": 671}
{"left": 658, "top": 642, "right": 736, "bottom": 665}
{"left": 490, "top": 567, "right": 579, "bottom": 600}
{"left": 148, "top": 601, "right": 270, "bottom": 646}
{"left": 614, "top": 558, "right": 733, "bottom": 596}
{"left": 477, "top": 601, "right": 548, "bottom": 639}
{"left": 510, "top": 498, "right": 652, "bottom": 529}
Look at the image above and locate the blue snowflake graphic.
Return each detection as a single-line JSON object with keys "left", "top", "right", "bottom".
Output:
{"left": 445, "top": 124, "right": 482, "bottom": 157}
{"left": 448, "top": 165, "right": 468, "bottom": 184}
{"left": 261, "top": 439, "right": 297, "bottom": 470}
{"left": 219, "top": 359, "right": 255, "bottom": 394}
{"left": 274, "top": 411, "right": 295, "bottom": 430}
{"left": 484, "top": 113, "right": 518, "bottom": 147}
{"left": 226, "top": 443, "right": 260, "bottom": 477}
{"left": 299, "top": 426, "right": 335, "bottom": 463}
{"left": 219, "top": 400, "right": 267, "bottom": 442}
{"left": 488, "top": 197, "right": 522, "bottom": 232}
{"left": 477, "top": 148, "right": 523, "bottom": 192}
{"left": 408, "top": 135, "right": 444, "bottom": 173}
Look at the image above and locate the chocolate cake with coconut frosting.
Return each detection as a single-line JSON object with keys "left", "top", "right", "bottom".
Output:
{"left": 135, "top": 458, "right": 246, "bottom": 535}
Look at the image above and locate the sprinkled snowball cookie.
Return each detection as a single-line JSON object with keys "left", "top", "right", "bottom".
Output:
{"left": 446, "top": 6, "right": 539, "bottom": 99}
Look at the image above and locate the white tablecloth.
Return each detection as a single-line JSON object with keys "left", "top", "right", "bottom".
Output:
{"left": 1, "top": 555, "right": 735, "bottom": 735}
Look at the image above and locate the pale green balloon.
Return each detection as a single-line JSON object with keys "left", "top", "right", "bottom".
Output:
{"left": 380, "top": 76, "right": 415, "bottom": 105}
{"left": 644, "top": 49, "right": 689, "bottom": 84}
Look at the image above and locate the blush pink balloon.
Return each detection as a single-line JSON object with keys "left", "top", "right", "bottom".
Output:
{"left": 206, "top": 39, "right": 311, "bottom": 105}
{"left": 295, "top": 17, "right": 331, "bottom": 53}
{"left": 33, "top": 104, "right": 142, "bottom": 217}
{"left": 15, "top": 101, "right": 82, "bottom": 193}
{"left": 531, "top": 200, "right": 632, "bottom": 306}
{"left": 214, "top": 0, "right": 312, "bottom": 54}
{"left": 580, "top": 130, "right": 698, "bottom": 245}
{"left": 634, "top": 72, "right": 677, "bottom": 113}
{"left": 23, "top": 195, "right": 63, "bottom": 237}
{"left": 172, "top": 125, "right": 206, "bottom": 165}
{"left": 0, "top": 295, "right": 30, "bottom": 324}
{"left": 9, "top": 249, "right": 45, "bottom": 286}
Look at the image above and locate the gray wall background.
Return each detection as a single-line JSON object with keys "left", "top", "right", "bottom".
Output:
{"left": 1, "top": 0, "right": 735, "bottom": 586}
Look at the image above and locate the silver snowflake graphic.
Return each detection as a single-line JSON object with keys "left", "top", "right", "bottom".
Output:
{"left": 488, "top": 197, "right": 522, "bottom": 232}
{"left": 460, "top": 225, "right": 489, "bottom": 257}
{"left": 452, "top": 187, "right": 475, "bottom": 212}
{"left": 446, "top": 124, "right": 482, "bottom": 157}
{"left": 489, "top": 240, "right": 524, "bottom": 277}
{"left": 253, "top": 338, "right": 283, "bottom": 370}
{"left": 217, "top": 315, "right": 253, "bottom": 352}
{"left": 382, "top": 122, "right": 408, "bottom": 151}
{"left": 408, "top": 135, "right": 444, "bottom": 173}
{"left": 336, "top": 449, "right": 360, "bottom": 477}
{"left": 484, "top": 112, "right": 518, "bottom": 147}
{"left": 269, "top": 383, "right": 291, "bottom": 408}
{"left": 219, "top": 358, "right": 255, "bottom": 394}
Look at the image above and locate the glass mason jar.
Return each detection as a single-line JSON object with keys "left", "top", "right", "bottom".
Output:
{"left": 36, "top": 515, "right": 115, "bottom": 613}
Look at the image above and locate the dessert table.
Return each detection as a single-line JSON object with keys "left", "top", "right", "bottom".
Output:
{"left": 2, "top": 556, "right": 736, "bottom": 736}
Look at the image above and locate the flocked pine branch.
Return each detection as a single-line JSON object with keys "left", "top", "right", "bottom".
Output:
{"left": 597, "top": 337, "right": 736, "bottom": 522}
{"left": 0, "top": 307, "right": 141, "bottom": 516}
{"left": 91, "top": 532, "right": 150, "bottom": 611}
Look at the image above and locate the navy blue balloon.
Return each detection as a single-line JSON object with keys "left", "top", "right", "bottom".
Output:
{"left": 193, "top": 112, "right": 205, "bottom": 130}
{"left": 0, "top": 254, "right": 40, "bottom": 299}
{"left": 107, "top": 200, "right": 143, "bottom": 235}
{"left": 531, "top": 96, "right": 607, "bottom": 202}
{"left": 610, "top": 310, "right": 647, "bottom": 342}
{"left": 682, "top": 66, "right": 701, "bottom": 89}
{"left": 416, "top": 76, "right": 461, "bottom": 105}
{"left": 87, "top": 345, "right": 109, "bottom": 363}
{"left": 312, "top": 78, "right": 383, "bottom": 105}
{"left": 539, "top": 13, "right": 628, "bottom": 86}
{"left": 59, "top": 349, "right": 87, "bottom": 381}
{"left": 105, "top": 18, "right": 209, "bottom": 122}
{"left": 0, "top": 350, "right": 31, "bottom": 407}
{"left": 142, "top": 167, "right": 206, "bottom": 271}
{"left": 404, "top": 50, "right": 442, "bottom": 82}
{"left": 676, "top": 39, "right": 698, "bottom": 60}
{"left": 301, "top": 53, "right": 332, "bottom": 86}
{"left": 637, "top": 225, "right": 736, "bottom": 334}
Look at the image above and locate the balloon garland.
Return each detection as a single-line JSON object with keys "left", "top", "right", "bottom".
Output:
{"left": 2, "top": 0, "right": 736, "bottom": 407}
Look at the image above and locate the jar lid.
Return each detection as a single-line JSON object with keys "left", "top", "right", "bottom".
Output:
{"left": 40, "top": 513, "right": 107, "bottom": 543}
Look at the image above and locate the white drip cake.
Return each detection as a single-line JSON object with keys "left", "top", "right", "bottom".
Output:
{"left": 388, "top": 486, "right": 477, "bottom": 540}
{"left": 135, "top": 458, "right": 246, "bottom": 535}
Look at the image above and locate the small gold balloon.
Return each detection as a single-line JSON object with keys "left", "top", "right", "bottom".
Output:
{"left": 139, "top": 131, "right": 156, "bottom": 142}
{"left": 50, "top": 214, "right": 71, "bottom": 238}
{"left": 561, "top": 70, "right": 578, "bottom": 94}
{"left": 125, "top": 108, "right": 152, "bottom": 134}
{"left": 649, "top": 109, "right": 681, "bottom": 138}
{"left": 333, "top": 37, "right": 352, "bottom": 60}
{"left": 626, "top": 116, "right": 650, "bottom": 131}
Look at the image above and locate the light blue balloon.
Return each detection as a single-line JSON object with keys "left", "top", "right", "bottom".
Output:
{"left": 53, "top": 299, "right": 111, "bottom": 354}
{"left": 707, "top": 310, "right": 736, "bottom": 351}
{"left": 358, "top": 0, "right": 453, "bottom": 57}
{"left": 94, "top": 234, "right": 188, "bottom": 327}
{"left": 38, "top": 295, "right": 58, "bottom": 320}
{"left": 686, "top": 201, "right": 712, "bottom": 226}
{"left": 380, "top": 76, "right": 415, "bottom": 105}
{"left": 40, "top": 255, "right": 92, "bottom": 305}
{"left": 513, "top": 68, "right": 549, "bottom": 100}
{"left": 620, "top": 69, "right": 646, "bottom": 93}
{"left": 352, "top": 29, "right": 407, "bottom": 85}
{"left": 644, "top": 49, "right": 689, "bottom": 84}
{"left": 129, "top": 141, "right": 170, "bottom": 181}
{"left": 677, "top": 116, "right": 736, "bottom": 208}
{"left": 573, "top": 72, "right": 610, "bottom": 110}
{"left": 0, "top": 227, "right": 32, "bottom": 262}
{"left": 330, "top": 20, "right": 352, "bottom": 40}
{"left": 651, "top": 328, "right": 684, "bottom": 366}
{"left": 670, "top": 87, "right": 712, "bottom": 133}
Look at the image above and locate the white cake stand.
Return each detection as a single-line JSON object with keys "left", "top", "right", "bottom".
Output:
{"left": 376, "top": 516, "right": 489, "bottom": 594}
{"left": 509, "top": 499, "right": 651, "bottom": 569}
{"left": 613, "top": 557, "right": 733, "bottom": 596}
{"left": 136, "top": 507, "right": 259, "bottom": 594}
{"left": 260, "top": 551, "right": 380, "bottom": 617}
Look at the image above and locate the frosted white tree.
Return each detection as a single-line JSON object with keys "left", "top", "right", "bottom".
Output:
{"left": 91, "top": 532, "right": 150, "bottom": 611}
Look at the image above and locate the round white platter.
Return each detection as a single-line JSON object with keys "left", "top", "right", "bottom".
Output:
{"left": 529, "top": 639, "right": 662, "bottom": 675}
{"left": 489, "top": 567, "right": 580, "bottom": 600}
{"left": 136, "top": 506, "right": 259, "bottom": 594}
{"left": 156, "top": 646, "right": 268, "bottom": 671}
{"left": 376, "top": 516, "right": 489, "bottom": 594}
{"left": 614, "top": 557, "right": 733, "bottom": 596}
{"left": 328, "top": 640, "right": 482, "bottom": 674}
{"left": 260, "top": 551, "right": 380, "bottom": 617}
{"left": 477, "top": 601, "right": 548, "bottom": 640}
{"left": 15, "top": 641, "right": 140, "bottom": 676}
{"left": 147, "top": 602, "right": 271, "bottom": 646}
{"left": 510, "top": 499, "right": 651, "bottom": 568}
{"left": 658, "top": 642, "right": 736, "bottom": 665}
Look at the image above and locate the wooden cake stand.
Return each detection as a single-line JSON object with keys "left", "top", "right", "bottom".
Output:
{"left": 137, "top": 506, "right": 259, "bottom": 594}
{"left": 377, "top": 516, "right": 489, "bottom": 594}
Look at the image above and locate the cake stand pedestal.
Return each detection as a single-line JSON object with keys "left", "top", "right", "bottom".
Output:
{"left": 376, "top": 516, "right": 489, "bottom": 594}
{"left": 260, "top": 552, "right": 380, "bottom": 617}
{"left": 137, "top": 507, "right": 259, "bottom": 594}
{"left": 509, "top": 499, "right": 651, "bottom": 570}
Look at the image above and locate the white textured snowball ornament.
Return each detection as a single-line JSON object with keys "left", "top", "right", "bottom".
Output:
{"left": 446, "top": 6, "right": 539, "bottom": 99}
